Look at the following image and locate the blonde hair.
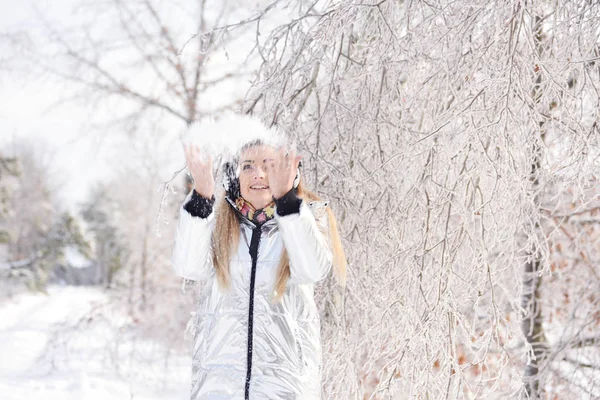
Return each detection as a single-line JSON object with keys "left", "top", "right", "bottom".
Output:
{"left": 211, "top": 179, "right": 347, "bottom": 302}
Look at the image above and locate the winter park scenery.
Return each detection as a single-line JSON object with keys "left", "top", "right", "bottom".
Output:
{"left": 1, "top": 0, "right": 600, "bottom": 399}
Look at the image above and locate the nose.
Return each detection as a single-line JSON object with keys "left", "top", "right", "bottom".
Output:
{"left": 253, "top": 164, "right": 267, "bottom": 179}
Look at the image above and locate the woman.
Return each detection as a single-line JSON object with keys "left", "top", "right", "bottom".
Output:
{"left": 172, "top": 117, "right": 346, "bottom": 400}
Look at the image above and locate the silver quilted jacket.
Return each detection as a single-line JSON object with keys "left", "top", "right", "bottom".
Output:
{"left": 172, "top": 189, "right": 332, "bottom": 399}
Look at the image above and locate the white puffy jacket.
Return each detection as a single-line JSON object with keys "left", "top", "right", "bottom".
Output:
{"left": 172, "top": 188, "right": 333, "bottom": 399}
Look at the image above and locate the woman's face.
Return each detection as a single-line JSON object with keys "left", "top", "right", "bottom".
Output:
{"left": 238, "top": 145, "right": 277, "bottom": 209}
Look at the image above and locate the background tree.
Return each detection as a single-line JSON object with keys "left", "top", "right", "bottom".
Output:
{"left": 0, "top": 140, "right": 91, "bottom": 292}
{"left": 84, "top": 131, "right": 196, "bottom": 348}
{"left": 80, "top": 183, "right": 128, "bottom": 288}
{"left": 0, "top": 153, "right": 18, "bottom": 247}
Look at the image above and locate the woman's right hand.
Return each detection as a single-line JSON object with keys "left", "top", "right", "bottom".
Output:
{"left": 184, "top": 144, "right": 215, "bottom": 199}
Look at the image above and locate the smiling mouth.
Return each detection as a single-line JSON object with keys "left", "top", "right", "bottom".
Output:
{"left": 250, "top": 185, "right": 270, "bottom": 190}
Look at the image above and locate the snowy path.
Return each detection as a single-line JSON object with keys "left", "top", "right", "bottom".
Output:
{"left": 0, "top": 286, "right": 190, "bottom": 399}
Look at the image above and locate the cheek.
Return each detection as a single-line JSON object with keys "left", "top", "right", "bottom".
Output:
{"left": 238, "top": 174, "right": 249, "bottom": 188}
{"left": 238, "top": 175, "right": 249, "bottom": 197}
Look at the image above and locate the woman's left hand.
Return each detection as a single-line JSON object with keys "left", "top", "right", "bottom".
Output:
{"left": 266, "top": 147, "right": 302, "bottom": 199}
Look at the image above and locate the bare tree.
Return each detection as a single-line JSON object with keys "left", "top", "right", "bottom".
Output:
{"left": 28, "top": 0, "right": 259, "bottom": 132}
{"left": 246, "top": 0, "right": 600, "bottom": 398}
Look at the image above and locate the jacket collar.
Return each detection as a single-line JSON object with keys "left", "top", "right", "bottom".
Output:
{"left": 226, "top": 197, "right": 278, "bottom": 231}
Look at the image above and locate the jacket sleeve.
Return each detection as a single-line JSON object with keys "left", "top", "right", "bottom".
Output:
{"left": 171, "top": 189, "right": 216, "bottom": 281}
{"left": 274, "top": 190, "right": 333, "bottom": 284}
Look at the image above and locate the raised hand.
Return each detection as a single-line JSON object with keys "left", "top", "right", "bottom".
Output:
{"left": 265, "top": 147, "right": 302, "bottom": 199}
{"left": 184, "top": 144, "right": 215, "bottom": 199}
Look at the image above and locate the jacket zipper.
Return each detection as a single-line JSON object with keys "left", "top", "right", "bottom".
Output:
{"left": 245, "top": 225, "right": 262, "bottom": 400}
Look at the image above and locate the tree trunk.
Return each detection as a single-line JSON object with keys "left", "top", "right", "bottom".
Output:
{"left": 521, "top": 13, "right": 548, "bottom": 399}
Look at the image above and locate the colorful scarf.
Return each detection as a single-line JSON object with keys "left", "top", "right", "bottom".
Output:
{"left": 234, "top": 197, "right": 276, "bottom": 225}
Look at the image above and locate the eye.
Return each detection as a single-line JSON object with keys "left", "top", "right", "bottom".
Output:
{"left": 242, "top": 164, "right": 253, "bottom": 171}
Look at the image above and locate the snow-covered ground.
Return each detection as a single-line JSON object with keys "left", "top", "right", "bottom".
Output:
{"left": 0, "top": 286, "right": 190, "bottom": 399}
